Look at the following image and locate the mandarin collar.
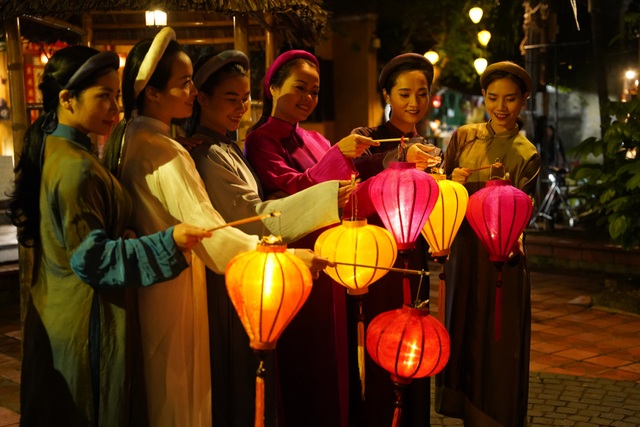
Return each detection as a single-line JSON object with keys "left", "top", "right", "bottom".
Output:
{"left": 383, "top": 121, "right": 417, "bottom": 138}
{"left": 484, "top": 120, "right": 520, "bottom": 140}
{"left": 265, "top": 116, "right": 300, "bottom": 139}
{"left": 194, "top": 125, "right": 235, "bottom": 145}
{"left": 51, "top": 124, "right": 92, "bottom": 151}
{"left": 134, "top": 115, "right": 171, "bottom": 135}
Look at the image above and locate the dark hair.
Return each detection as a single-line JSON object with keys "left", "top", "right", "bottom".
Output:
{"left": 8, "top": 46, "right": 103, "bottom": 247}
{"left": 103, "top": 38, "right": 183, "bottom": 175}
{"left": 247, "top": 58, "right": 317, "bottom": 134}
{"left": 480, "top": 70, "right": 528, "bottom": 95}
{"left": 184, "top": 55, "right": 248, "bottom": 136}
{"left": 383, "top": 63, "right": 432, "bottom": 96}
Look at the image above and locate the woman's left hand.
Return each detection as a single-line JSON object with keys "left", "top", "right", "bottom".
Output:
{"left": 407, "top": 143, "right": 442, "bottom": 170}
{"left": 293, "top": 249, "right": 335, "bottom": 279}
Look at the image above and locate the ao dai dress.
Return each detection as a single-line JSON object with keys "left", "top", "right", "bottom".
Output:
{"left": 20, "top": 124, "right": 188, "bottom": 427}
{"left": 117, "top": 115, "right": 259, "bottom": 427}
{"left": 436, "top": 121, "right": 540, "bottom": 427}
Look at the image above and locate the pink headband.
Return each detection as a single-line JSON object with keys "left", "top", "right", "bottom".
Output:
{"left": 263, "top": 50, "right": 319, "bottom": 99}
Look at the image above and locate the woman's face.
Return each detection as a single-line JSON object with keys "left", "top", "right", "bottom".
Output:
{"left": 199, "top": 74, "right": 250, "bottom": 135}
{"left": 384, "top": 69, "right": 430, "bottom": 132}
{"left": 68, "top": 69, "right": 120, "bottom": 136}
{"left": 482, "top": 77, "right": 527, "bottom": 133}
{"left": 156, "top": 51, "right": 198, "bottom": 121}
{"left": 270, "top": 62, "right": 319, "bottom": 124}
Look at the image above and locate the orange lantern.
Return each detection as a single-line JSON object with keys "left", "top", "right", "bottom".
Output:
{"left": 366, "top": 304, "right": 450, "bottom": 427}
{"left": 226, "top": 236, "right": 313, "bottom": 427}
{"left": 315, "top": 218, "right": 397, "bottom": 398}
{"left": 421, "top": 174, "right": 469, "bottom": 322}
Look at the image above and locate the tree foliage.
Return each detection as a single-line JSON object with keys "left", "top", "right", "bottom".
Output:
{"left": 569, "top": 99, "right": 640, "bottom": 249}
{"left": 324, "top": 0, "right": 524, "bottom": 93}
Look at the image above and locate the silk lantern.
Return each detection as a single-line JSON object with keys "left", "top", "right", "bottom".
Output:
{"left": 421, "top": 174, "right": 469, "bottom": 322}
{"left": 466, "top": 179, "right": 533, "bottom": 341}
{"left": 226, "top": 236, "right": 313, "bottom": 427}
{"left": 366, "top": 304, "right": 450, "bottom": 427}
{"left": 315, "top": 218, "right": 397, "bottom": 399}
{"left": 369, "top": 162, "right": 440, "bottom": 305}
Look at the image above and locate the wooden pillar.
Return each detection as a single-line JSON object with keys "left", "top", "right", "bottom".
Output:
{"left": 82, "top": 13, "right": 93, "bottom": 47}
{"left": 233, "top": 14, "right": 249, "bottom": 55}
{"left": 264, "top": 13, "right": 276, "bottom": 69}
{"left": 4, "top": 17, "right": 33, "bottom": 326}
{"left": 233, "top": 14, "right": 252, "bottom": 147}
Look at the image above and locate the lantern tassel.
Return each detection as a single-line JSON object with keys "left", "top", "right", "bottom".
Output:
{"left": 438, "top": 265, "right": 446, "bottom": 323}
{"left": 358, "top": 320, "right": 365, "bottom": 400}
{"left": 495, "top": 272, "right": 503, "bottom": 342}
{"left": 357, "top": 296, "right": 366, "bottom": 400}
{"left": 402, "top": 256, "right": 411, "bottom": 306}
{"left": 391, "top": 379, "right": 407, "bottom": 427}
{"left": 254, "top": 357, "right": 266, "bottom": 427}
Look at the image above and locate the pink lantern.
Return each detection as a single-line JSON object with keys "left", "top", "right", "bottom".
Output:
{"left": 466, "top": 179, "right": 533, "bottom": 340}
{"left": 366, "top": 304, "right": 450, "bottom": 427}
{"left": 369, "top": 162, "right": 439, "bottom": 252}
{"left": 369, "top": 162, "right": 439, "bottom": 305}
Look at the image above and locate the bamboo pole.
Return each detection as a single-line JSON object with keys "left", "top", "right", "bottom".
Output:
{"left": 4, "top": 17, "right": 33, "bottom": 327}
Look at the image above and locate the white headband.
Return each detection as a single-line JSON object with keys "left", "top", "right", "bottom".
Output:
{"left": 133, "top": 27, "right": 177, "bottom": 99}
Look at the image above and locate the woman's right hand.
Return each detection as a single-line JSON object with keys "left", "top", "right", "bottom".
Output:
{"left": 451, "top": 167, "right": 471, "bottom": 184}
{"left": 337, "top": 179, "right": 357, "bottom": 207}
{"left": 336, "top": 135, "right": 379, "bottom": 158}
{"left": 172, "top": 224, "right": 212, "bottom": 251}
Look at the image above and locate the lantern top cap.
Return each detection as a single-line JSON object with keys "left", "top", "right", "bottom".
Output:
{"left": 258, "top": 235, "right": 286, "bottom": 249}
{"left": 485, "top": 178, "right": 513, "bottom": 187}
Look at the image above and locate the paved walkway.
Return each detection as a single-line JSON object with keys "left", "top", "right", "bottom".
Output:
{"left": 1, "top": 267, "right": 640, "bottom": 426}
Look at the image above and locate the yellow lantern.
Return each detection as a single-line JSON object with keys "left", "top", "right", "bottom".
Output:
{"left": 315, "top": 218, "right": 397, "bottom": 398}
{"left": 421, "top": 174, "right": 468, "bottom": 322}
{"left": 315, "top": 218, "right": 397, "bottom": 295}
{"left": 226, "top": 236, "right": 313, "bottom": 427}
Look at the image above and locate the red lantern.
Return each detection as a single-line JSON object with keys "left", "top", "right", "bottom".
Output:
{"left": 421, "top": 174, "right": 469, "bottom": 322}
{"left": 366, "top": 304, "right": 450, "bottom": 427}
{"left": 226, "top": 236, "right": 313, "bottom": 427}
{"left": 369, "top": 162, "right": 439, "bottom": 305}
{"left": 465, "top": 179, "right": 533, "bottom": 340}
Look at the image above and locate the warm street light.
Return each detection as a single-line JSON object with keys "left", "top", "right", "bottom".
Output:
{"left": 145, "top": 10, "right": 167, "bottom": 26}
{"left": 424, "top": 50, "right": 440, "bottom": 65}
{"left": 477, "top": 30, "right": 491, "bottom": 47}
{"left": 469, "top": 7, "right": 483, "bottom": 24}
{"left": 625, "top": 69, "right": 637, "bottom": 80}
{"left": 474, "top": 58, "right": 488, "bottom": 75}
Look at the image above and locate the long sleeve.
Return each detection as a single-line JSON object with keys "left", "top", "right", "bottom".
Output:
{"left": 70, "top": 228, "right": 188, "bottom": 288}
{"left": 119, "top": 118, "right": 259, "bottom": 275}
{"left": 245, "top": 120, "right": 355, "bottom": 195}
{"left": 192, "top": 140, "right": 341, "bottom": 243}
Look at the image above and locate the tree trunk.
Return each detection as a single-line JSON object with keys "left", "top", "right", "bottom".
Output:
{"left": 589, "top": 0, "right": 609, "bottom": 137}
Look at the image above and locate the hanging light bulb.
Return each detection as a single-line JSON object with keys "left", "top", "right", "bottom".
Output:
{"left": 469, "top": 6, "right": 484, "bottom": 24}
{"left": 477, "top": 30, "right": 492, "bottom": 47}
{"left": 145, "top": 10, "right": 167, "bottom": 27}
{"left": 474, "top": 58, "right": 488, "bottom": 75}
{"left": 424, "top": 50, "right": 440, "bottom": 65}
